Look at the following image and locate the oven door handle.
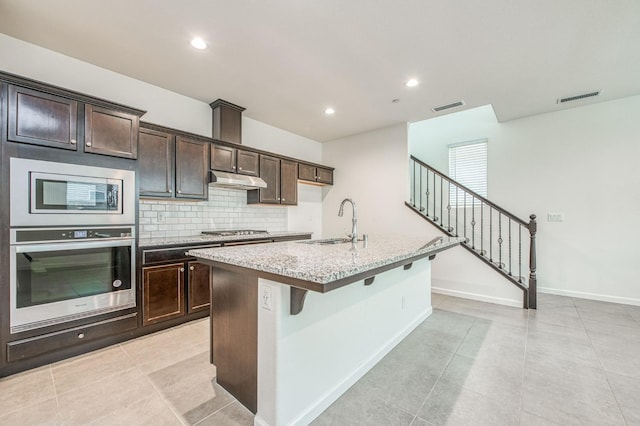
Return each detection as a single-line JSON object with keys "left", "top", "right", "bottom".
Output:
{"left": 14, "top": 239, "right": 134, "bottom": 253}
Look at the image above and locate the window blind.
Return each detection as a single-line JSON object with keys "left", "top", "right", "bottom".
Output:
{"left": 448, "top": 139, "right": 487, "bottom": 205}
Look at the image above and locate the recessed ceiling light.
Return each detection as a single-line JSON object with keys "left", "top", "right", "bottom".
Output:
{"left": 405, "top": 78, "right": 419, "bottom": 88}
{"left": 324, "top": 107, "right": 335, "bottom": 115}
{"left": 190, "top": 37, "right": 207, "bottom": 50}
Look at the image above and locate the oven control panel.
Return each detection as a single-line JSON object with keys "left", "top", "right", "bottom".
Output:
{"left": 13, "top": 227, "right": 134, "bottom": 243}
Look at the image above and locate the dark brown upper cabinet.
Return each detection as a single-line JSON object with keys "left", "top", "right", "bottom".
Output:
{"left": 248, "top": 156, "right": 297, "bottom": 205}
{"left": 139, "top": 127, "right": 175, "bottom": 198}
{"left": 84, "top": 105, "right": 139, "bottom": 159}
{"left": 280, "top": 160, "right": 298, "bottom": 205}
{"left": 236, "top": 150, "right": 259, "bottom": 176}
{"left": 7, "top": 84, "right": 79, "bottom": 150}
{"left": 176, "top": 136, "right": 209, "bottom": 200}
{"left": 210, "top": 99, "right": 245, "bottom": 145}
{"left": 298, "top": 163, "right": 333, "bottom": 185}
{"left": 210, "top": 145, "right": 236, "bottom": 172}
{"left": 211, "top": 145, "right": 260, "bottom": 177}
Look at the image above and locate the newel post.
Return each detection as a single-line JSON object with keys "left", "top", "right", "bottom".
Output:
{"left": 528, "top": 214, "right": 537, "bottom": 309}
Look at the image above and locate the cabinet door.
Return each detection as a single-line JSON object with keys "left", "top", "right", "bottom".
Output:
{"left": 236, "top": 150, "right": 259, "bottom": 176}
{"left": 176, "top": 136, "right": 209, "bottom": 199}
{"left": 257, "top": 155, "right": 280, "bottom": 203}
{"left": 7, "top": 85, "right": 78, "bottom": 150}
{"left": 188, "top": 261, "right": 211, "bottom": 313}
{"left": 280, "top": 160, "right": 298, "bottom": 205}
{"left": 211, "top": 145, "right": 236, "bottom": 172}
{"left": 84, "top": 105, "right": 139, "bottom": 159}
{"left": 139, "top": 128, "right": 175, "bottom": 198}
{"left": 316, "top": 167, "right": 333, "bottom": 185}
{"left": 298, "top": 163, "right": 316, "bottom": 182}
{"left": 142, "top": 263, "right": 185, "bottom": 326}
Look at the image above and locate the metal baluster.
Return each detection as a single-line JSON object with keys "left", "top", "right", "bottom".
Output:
{"left": 498, "top": 212, "right": 503, "bottom": 268}
{"left": 433, "top": 171, "right": 437, "bottom": 221}
{"left": 455, "top": 186, "right": 459, "bottom": 236}
{"left": 425, "top": 170, "right": 429, "bottom": 217}
{"left": 440, "top": 178, "right": 444, "bottom": 226}
{"left": 508, "top": 219, "right": 512, "bottom": 275}
{"left": 463, "top": 191, "right": 467, "bottom": 241}
{"left": 519, "top": 224, "right": 523, "bottom": 283}
{"left": 411, "top": 161, "right": 416, "bottom": 207}
{"left": 480, "top": 201, "right": 484, "bottom": 255}
{"left": 471, "top": 196, "right": 476, "bottom": 249}
{"left": 489, "top": 208, "right": 493, "bottom": 262}
{"left": 419, "top": 167, "right": 423, "bottom": 213}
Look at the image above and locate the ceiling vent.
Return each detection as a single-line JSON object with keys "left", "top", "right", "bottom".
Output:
{"left": 557, "top": 91, "right": 601, "bottom": 104}
{"left": 432, "top": 100, "right": 465, "bottom": 112}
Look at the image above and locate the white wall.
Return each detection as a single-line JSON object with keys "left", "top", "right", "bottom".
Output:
{"left": 322, "top": 124, "right": 424, "bottom": 238}
{"left": 410, "top": 98, "right": 640, "bottom": 306}
{"left": 0, "top": 34, "right": 323, "bottom": 237}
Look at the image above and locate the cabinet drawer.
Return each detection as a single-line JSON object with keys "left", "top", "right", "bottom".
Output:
{"left": 7, "top": 314, "right": 137, "bottom": 363}
{"left": 142, "top": 244, "right": 222, "bottom": 265}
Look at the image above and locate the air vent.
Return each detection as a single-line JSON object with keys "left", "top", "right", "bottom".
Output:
{"left": 557, "top": 91, "right": 600, "bottom": 104}
{"left": 432, "top": 100, "right": 465, "bottom": 112}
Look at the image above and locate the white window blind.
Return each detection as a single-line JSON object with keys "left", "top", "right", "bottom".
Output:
{"left": 448, "top": 139, "right": 487, "bottom": 205}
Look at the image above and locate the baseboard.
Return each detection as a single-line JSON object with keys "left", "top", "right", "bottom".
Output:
{"left": 289, "top": 307, "right": 433, "bottom": 426}
{"left": 538, "top": 286, "right": 640, "bottom": 307}
{"left": 432, "top": 286, "right": 521, "bottom": 308}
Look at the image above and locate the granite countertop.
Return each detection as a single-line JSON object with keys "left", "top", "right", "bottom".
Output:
{"left": 138, "top": 231, "right": 313, "bottom": 248}
{"left": 188, "top": 236, "right": 464, "bottom": 288}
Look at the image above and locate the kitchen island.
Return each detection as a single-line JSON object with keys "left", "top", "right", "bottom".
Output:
{"left": 189, "top": 236, "right": 462, "bottom": 426}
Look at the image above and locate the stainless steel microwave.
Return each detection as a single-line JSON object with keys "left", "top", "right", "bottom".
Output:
{"left": 10, "top": 158, "right": 135, "bottom": 227}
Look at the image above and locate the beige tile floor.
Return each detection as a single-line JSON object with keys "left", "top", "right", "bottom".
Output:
{"left": 1, "top": 293, "right": 639, "bottom": 425}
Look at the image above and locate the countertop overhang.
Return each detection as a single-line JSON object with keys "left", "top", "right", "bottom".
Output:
{"left": 138, "top": 231, "right": 313, "bottom": 248}
{"left": 189, "top": 236, "right": 463, "bottom": 293}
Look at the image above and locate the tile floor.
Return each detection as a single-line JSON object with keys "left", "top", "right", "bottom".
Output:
{"left": 1, "top": 293, "right": 639, "bottom": 425}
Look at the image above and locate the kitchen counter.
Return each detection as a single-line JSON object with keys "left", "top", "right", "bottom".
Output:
{"left": 138, "top": 231, "right": 313, "bottom": 248}
{"left": 190, "top": 235, "right": 462, "bottom": 425}
{"left": 188, "top": 236, "right": 462, "bottom": 291}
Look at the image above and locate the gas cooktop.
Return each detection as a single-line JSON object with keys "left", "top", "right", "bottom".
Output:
{"left": 201, "top": 230, "right": 268, "bottom": 237}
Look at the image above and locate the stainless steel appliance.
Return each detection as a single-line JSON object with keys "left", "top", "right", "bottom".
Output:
{"left": 8, "top": 157, "right": 137, "bottom": 333}
{"left": 10, "top": 157, "right": 135, "bottom": 227}
{"left": 9, "top": 226, "right": 136, "bottom": 333}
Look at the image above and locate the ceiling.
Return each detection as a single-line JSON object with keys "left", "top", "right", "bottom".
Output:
{"left": 1, "top": 0, "right": 639, "bottom": 142}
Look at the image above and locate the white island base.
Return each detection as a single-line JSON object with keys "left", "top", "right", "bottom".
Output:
{"left": 255, "top": 258, "right": 432, "bottom": 426}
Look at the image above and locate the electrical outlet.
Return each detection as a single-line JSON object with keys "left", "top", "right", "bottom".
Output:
{"left": 547, "top": 212, "right": 565, "bottom": 222}
{"left": 261, "top": 285, "right": 272, "bottom": 310}
{"left": 157, "top": 212, "right": 166, "bottom": 223}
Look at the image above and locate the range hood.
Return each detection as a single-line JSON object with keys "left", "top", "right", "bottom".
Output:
{"left": 209, "top": 170, "right": 267, "bottom": 190}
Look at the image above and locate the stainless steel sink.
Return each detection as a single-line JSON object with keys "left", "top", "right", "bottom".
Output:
{"left": 298, "top": 238, "right": 351, "bottom": 245}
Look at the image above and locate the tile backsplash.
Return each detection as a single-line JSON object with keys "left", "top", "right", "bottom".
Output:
{"left": 139, "top": 187, "right": 288, "bottom": 239}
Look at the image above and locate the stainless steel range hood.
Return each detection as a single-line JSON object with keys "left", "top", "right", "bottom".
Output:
{"left": 209, "top": 170, "right": 267, "bottom": 190}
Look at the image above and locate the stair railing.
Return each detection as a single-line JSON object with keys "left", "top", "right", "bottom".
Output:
{"left": 407, "top": 155, "right": 537, "bottom": 309}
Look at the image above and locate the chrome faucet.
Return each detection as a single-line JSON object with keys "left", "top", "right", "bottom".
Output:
{"left": 338, "top": 198, "right": 358, "bottom": 244}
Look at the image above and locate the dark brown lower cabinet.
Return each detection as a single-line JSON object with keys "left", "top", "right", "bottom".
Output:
{"left": 188, "top": 261, "right": 211, "bottom": 313}
{"left": 142, "top": 263, "right": 185, "bottom": 326}
{"left": 141, "top": 260, "right": 211, "bottom": 326}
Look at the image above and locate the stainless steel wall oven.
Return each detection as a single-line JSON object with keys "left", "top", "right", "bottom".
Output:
{"left": 9, "top": 158, "right": 136, "bottom": 333}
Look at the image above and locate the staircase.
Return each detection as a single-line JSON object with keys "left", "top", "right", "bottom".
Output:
{"left": 407, "top": 155, "right": 537, "bottom": 309}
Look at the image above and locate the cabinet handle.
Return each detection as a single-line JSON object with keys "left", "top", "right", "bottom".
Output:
{"left": 282, "top": 198, "right": 285, "bottom": 201}
{"left": 70, "top": 139, "right": 77, "bottom": 145}
{"left": 86, "top": 142, "right": 92, "bottom": 147}
{"left": 189, "top": 266, "right": 195, "bottom": 271}
{"left": 180, "top": 267, "right": 185, "bottom": 272}
{"left": 177, "top": 190, "right": 182, "bottom": 194}
{"left": 77, "top": 333, "right": 85, "bottom": 339}
{"left": 233, "top": 166, "right": 236, "bottom": 169}
{"left": 239, "top": 167, "right": 243, "bottom": 170}
{"left": 168, "top": 189, "right": 172, "bottom": 193}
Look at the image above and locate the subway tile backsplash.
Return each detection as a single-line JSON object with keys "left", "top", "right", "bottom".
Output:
{"left": 139, "top": 187, "right": 288, "bottom": 239}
